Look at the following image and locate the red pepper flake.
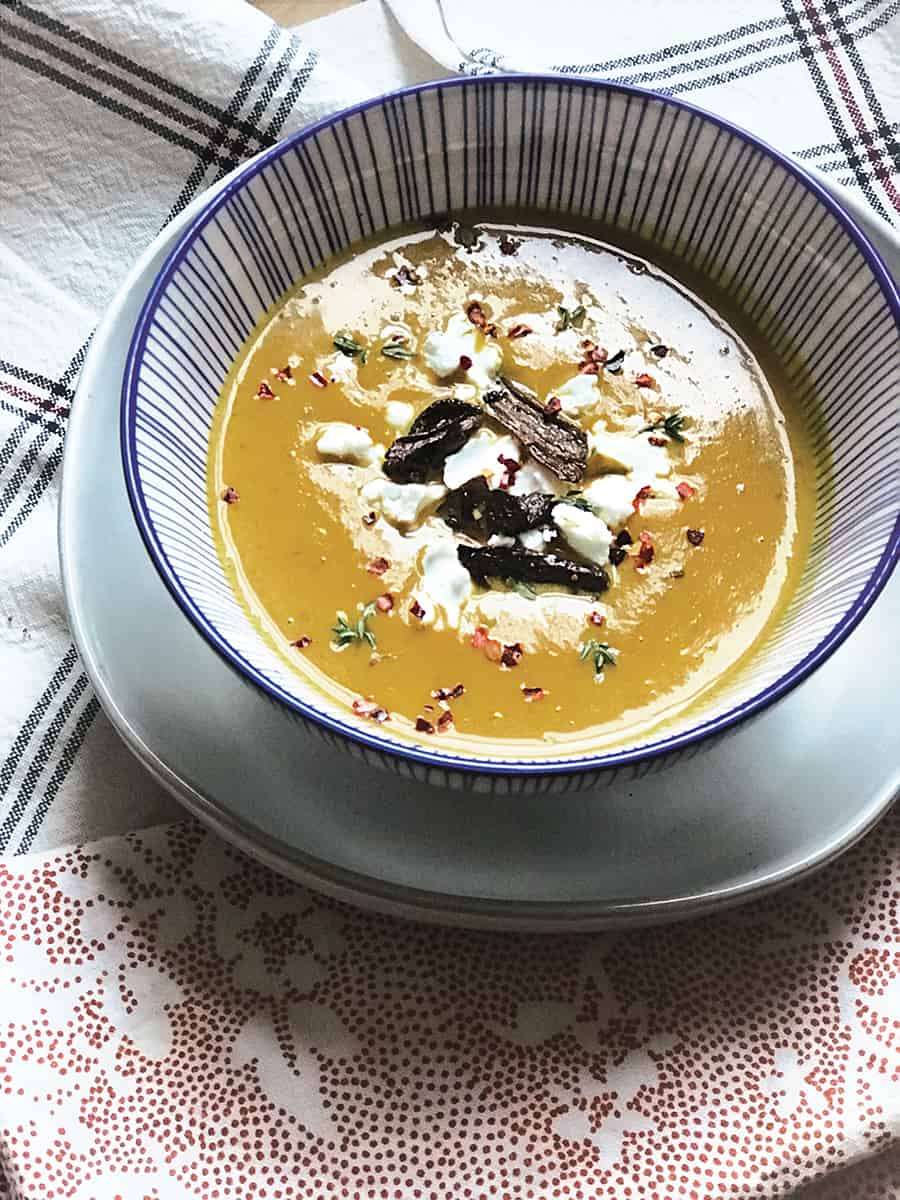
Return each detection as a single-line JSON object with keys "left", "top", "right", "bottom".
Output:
{"left": 636, "top": 530, "right": 655, "bottom": 567}
{"left": 497, "top": 454, "right": 521, "bottom": 490}
{"left": 676, "top": 481, "right": 696, "bottom": 501}
{"left": 648, "top": 435, "right": 667, "bottom": 447}
{"left": 272, "top": 364, "right": 293, "bottom": 382}
{"left": 471, "top": 625, "right": 489, "bottom": 650}
{"left": 376, "top": 593, "right": 394, "bottom": 613}
{"left": 221, "top": 486, "right": 240, "bottom": 504}
{"left": 507, "top": 323, "right": 533, "bottom": 339}
{"left": 362, "top": 511, "right": 378, "bottom": 527}
{"left": 437, "top": 710, "right": 454, "bottom": 732}
{"left": 635, "top": 372, "right": 655, "bottom": 388}
{"left": 291, "top": 635, "right": 312, "bottom": 650}
{"left": 484, "top": 637, "right": 504, "bottom": 663}
{"left": 578, "top": 341, "right": 608, "bottom": 375}
{"left": 521, "top": 685, "right": 546, "bottom": 702}
{"left": 632, "top": 484, "right": 653, "bottom": 512}
{"left": 686, "top": 528, "right": 705, "bottom": 547}
{"left": 367, "top": 556, "right": 390, "bottom": 576}
{"left": 464, "top": 300, "right": 498, "bottom": 337}
{"left": 458, "top": 354, "right": 473, "bottom": 371}
{"left": 500, "top": 642, "right": 524, "bottom": 669}
{"left": 432, "top": 683, "right": 465, "bottom": 701}
{"left": 588, "top": 610, "right": 605, "bottom": 627}
{"left": 309, "top": 371, "right": 329, "bottom": 389}
{"left": 415, "top": 716, "right": 435, "bottom": 735}
{"left": 352, "top": 698, "right": 389, "bottom": 722}
{"left": 498, "top": 233, "right": 522, "bottom": 256}
{"left": 544, "top": 395, "right": 562, "bottom": 416}
{"left": 254, "top": 380, "right": 277, "bottom": 400}
{"left": 409, "top": 599, "right": 426, "bottom": 620}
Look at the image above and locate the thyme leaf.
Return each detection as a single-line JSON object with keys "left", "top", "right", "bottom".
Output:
{"left": 506, "top": 577, "right": 537, "bottom": 601}
{"left": 331, "top": 602, "right": 378, "bottom": 650}
{"left": 380, "top": 342, "right": 417, "bottom": 361}
{"left": 555, "top": 304, "right": 586, "bottom": 332}
{"left": 579, "top": 639, "right": 619, "bottom": 677}
{"left": 642, "top": 411, "right": 686, "bottom": 442}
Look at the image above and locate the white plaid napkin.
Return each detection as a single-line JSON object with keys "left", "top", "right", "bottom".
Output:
{"left": 0, "top": 1, "right": 898, "bottom": 1197}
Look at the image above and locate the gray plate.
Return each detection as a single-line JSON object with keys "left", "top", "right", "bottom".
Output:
{"left": 59, "top": 172, "right": 900, "bottom": 931}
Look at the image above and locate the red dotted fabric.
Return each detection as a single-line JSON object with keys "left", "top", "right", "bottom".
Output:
{"left": 0, "top": 807, "right": 897, "bottom": 1200}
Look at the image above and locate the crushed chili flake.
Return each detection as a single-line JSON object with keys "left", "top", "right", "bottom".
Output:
{"left": 484, "top": 638, "right": 504, "bottom": 663}
{"left": 415, "top": 716, "right": 435, "bottom": 734}
{"left": 221, "top": 486, "right": 240, "bottom": 504}
{"left": 458, "top": 354, "right": 473, "bottom": 371}
{"left": 465, "top": 300, "right": 498, "bottom": 337}
{"left": 409, "top": 599, "right": 426, "bottom": 620}
{"left": 648, "top": 435, "right": 667, "bottom": 447}
{"left": 501, "top": 642, "right": 524, "bottom": 669}
{"left": 636, "top": 530, "right": 655, "bottom": 567}
{"left": 290, "top": 635, "right": 312, "bottom": 649}
{"left": 588, "top": 610, "right": 605, "bottom": 627}
{"left": 632, "top": 484, "right": 653, "bottom": 512}
{"left": 362, "top": 511, "right": 378, "bottom": 527}
{"left": 634, "top": 372, "right": 655, "bottom": 388}
{"left": 497, "top": 453, "right": 521, "bottom": 490}
{"left": 498, "top": 233, "right": 522, "bottom": 256}
{"left": 577, "top": 341, "right": 608, "bottom": 375}
{"left": 352, "top": 698, "right": 389, "bottom": 722}
{"left": 272, "top": 364, "right": 293, "bottom": 382}
{"left": 650, "top": 344, "right": 669, "bottom": 358}
{"left": 367, "top": 556, "right": 391, "bottom": 576}
{"left": 471, "top": 625, "right": 489, "bottom": 650}
{"left": 544, "top": 395, "right": 562, "bottom": 416}
{"left": 309, "top": 371, "right": 329, "bottom": 388}
{"left": 432, "top": 683, "right": 466, "bottom": 701}
{"left": 390, "top": 264, "right": 421, "bottom": 289}
{"left": 254, "top": 380, "right": 277, "bottom": 400}
{"left": 676, "top": 481, "right": 696, "bottom": 501}
{"left": 437, "top": 710, "right": 454, "bottom": 732}
{"left": 376, "top": 593, "right": 394, "bottom": 613}
{"left": 686, "top": 528, "right": 705, "bottom": 546}
{"left": 507, "top": 323, "right": 533, "bottom": 339}
{"left": 521, "top": 685, "right": 546, "bottom": 701}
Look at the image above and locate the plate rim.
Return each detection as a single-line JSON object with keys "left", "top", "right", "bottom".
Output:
{"left": 118, "top": 73, "right": 900, "bottom": 780}
{"left": 60, "top": 153, "right": 900, "bottom": 931}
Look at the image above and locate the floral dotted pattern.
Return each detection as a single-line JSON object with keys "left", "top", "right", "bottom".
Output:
{"left": 0, "top": 806, "right": 897, "bottom": 1200}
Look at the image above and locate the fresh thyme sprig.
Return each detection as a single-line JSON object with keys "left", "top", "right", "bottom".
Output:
{"left": 332, "top": 602, "right": 378, "bottom": 650}
{"left": 380, "top": 341, "right": 417, "bottom": 361}
{"left": 641, "top": 411, "right": 686, "bottom": 442}
{"left": 555, "top": 304, "right": 586, "bottom": 332}
{"left": 333, "top": 332, "right": 368, "bottom": 363}
{"left": 506, "top": 577, "right": 537, "bottom": 601}
{"left": 579, "top": 640, "right": 619, "bottom": 677}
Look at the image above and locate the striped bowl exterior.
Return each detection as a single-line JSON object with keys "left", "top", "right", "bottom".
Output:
{"left": 122, "top": 77, "right": 900, "bottom": 793}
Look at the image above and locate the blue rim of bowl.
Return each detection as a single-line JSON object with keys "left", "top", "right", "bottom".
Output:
{"left": 122, "top": 74, "right": 900, "bottom": 779}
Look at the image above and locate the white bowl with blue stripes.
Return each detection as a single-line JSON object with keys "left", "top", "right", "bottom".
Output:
{"left": 122, "top": 76, "right": 900, "bottom": 794}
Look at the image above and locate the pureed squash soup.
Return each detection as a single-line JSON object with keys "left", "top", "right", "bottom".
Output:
{"left": 208, "top": 217, "right": 816, "bottom": 757}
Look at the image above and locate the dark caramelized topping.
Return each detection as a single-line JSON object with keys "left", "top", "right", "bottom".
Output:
{"left": 484, "top": 377, "right": 588, "bottom": 483}
{"left": 383, "top": 399, "right": 482, "bottom": 483}
{"left": 458, "top": 544, "right": 609, "bottom": 594}
{"left": 438, "top": 478, "right": 557, "bottom": 539}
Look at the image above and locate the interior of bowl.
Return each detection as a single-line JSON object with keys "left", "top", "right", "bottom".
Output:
{"left": 122, "top": 76, "right": 900, "bottom": 777}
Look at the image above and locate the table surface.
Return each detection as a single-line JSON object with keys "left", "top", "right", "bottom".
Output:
{"left": 252, "top": 0, "right": 359, "bottom": 25}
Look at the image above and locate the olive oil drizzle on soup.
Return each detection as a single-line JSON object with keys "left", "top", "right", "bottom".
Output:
{"left": 208, "top": 220, "right": 815, "bottom": 757}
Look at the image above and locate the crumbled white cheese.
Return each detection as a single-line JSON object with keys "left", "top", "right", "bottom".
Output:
{"left": 360, "top": 478, "right": 446, "bottom": 529}
{"left": 588, "top": 425, "right": 671, "bottom": 477}
{"left": 422, "top": 313, "right": 503, "bottom": 390}
{"left": 518, "top": 527, "right": 556, "bottom": 551}
{"left": 316, "top": 423, "right": 382, "bottom": 466}
{"left": 507, "top": 458, "right": 569, "bottom": 498}
{"left": 417, "top": 541, "right": 472, "bottom": 629}
{"left": 582, "top": 474, "right": 640, "bottom": 529}
{"left": 385, "top": 400, "right": 415, "bottom": 431}
{"left": 443, "top": 428, "right": 520, "bottom": 490}
{"left": 553, "top": 503, "right": 613, "bottom": 565}
{"left": 554, "top": 374, "right": 599, "bottom": 415}
{"left": 487, "top": 534, "right": 517, "bottom": 548}
{"left": 451, "top": 383, "right": 479, "bottom": 402}
{"left": 326, "top": 352, "right": 358, "bottom": 383}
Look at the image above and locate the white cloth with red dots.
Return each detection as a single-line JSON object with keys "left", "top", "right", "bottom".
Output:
{"left": 0, "top": 0, "right": 898, "bottom": 1197}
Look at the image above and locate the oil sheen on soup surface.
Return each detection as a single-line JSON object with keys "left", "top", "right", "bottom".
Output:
{"left": 209, "top": 219, "right": 814, "bottom": 758}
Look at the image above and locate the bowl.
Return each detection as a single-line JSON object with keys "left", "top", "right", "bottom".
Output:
{"left": 121, "top": 76, "right": 900, "bottom": 793}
